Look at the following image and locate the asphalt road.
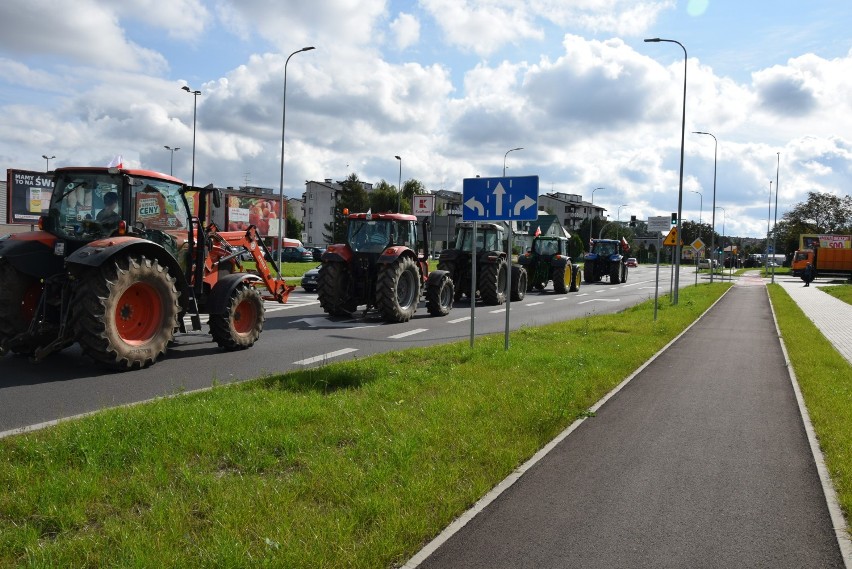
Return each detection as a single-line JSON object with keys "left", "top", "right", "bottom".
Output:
{"left": 415, "top": 277, "right": 845, "bottom": 568}
{"left": 0, "top": 264, "right": 695, "bottom": 433}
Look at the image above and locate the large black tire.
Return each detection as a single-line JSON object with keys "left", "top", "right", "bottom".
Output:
{"left": 511, "top": 266, "right": 527, "bottom": 301}
{"left": 72, "top": 255, "right": 179, "bottom": 370}
{"left": 479, "top": 259, "right": 507, "bottom": 305}
{"left": 584, "top": 264, "right": 595, "bottom": 284}
{"left": 0, "top": 260, "right": 46, "bottom": 355}
{"left": 210, "top": 284, "right": 264, "bottom": 350}
{"left": 552, "top": 264, "right": 568, "bottom": 294}
{"left": 621, "top": 264, "right": 628, "bottom": 283}
{"left": 377, "top": 256, "right": 420, "bottom": 323}
{"left": 426, "top": 273, "right": 454, "bottom": 316}
{"left": 609, "top": 262, "right": 620, "bottom": 284}
{"left": 317, "top": 262, "right": 353, "bottom": 317}
{"left": 569, "top": 264, "right": 581, "bottom": 292}
{"left": 437, "top": 260, "right": 464, "bottom": 301}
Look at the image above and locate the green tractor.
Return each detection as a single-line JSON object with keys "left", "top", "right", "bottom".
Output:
{"left": 518, "top": 235, "right": 581, "bottom": 293}
{"left": 437, "top": 221, "right": 526, "bottom": 304}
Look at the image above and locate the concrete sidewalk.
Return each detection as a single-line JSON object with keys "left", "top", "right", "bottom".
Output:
{"left": 408, "top": 277, "right": 847, "bottom": 568}
{"left": 774, "top": 274, "right": 852, "bottom": 364}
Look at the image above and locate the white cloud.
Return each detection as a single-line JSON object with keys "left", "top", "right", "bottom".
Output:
{"left": 390, "top": 13, "right": 420, "bottom": 51}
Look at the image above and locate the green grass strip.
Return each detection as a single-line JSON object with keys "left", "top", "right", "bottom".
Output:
{"left": 768, "top": 284, "right": 852, "bottom": 533}
{"left": 0, "top": 283, "right": 730, "bottom": 568}
{"left": 820, "top": 284, "right": 852, "bottom": 306}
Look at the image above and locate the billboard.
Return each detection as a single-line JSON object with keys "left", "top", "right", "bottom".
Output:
{"left": 225, "top": 194, "right": 281, "bottom": 236}
{"left": 6, "top": 169, "right": 55, "bottom": 223}
{"left": 799, "top": 234, "right": 851, "bottom": 250}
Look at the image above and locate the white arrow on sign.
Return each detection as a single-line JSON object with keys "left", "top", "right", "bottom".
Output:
{"left": 493, "top": 182, "right": 506, "bottom": 216}
{"left": 465, "top": 195, "right": 484, "bottom": 215}
{"left": 514, "top": 194, "right": 536, "bottom": 216}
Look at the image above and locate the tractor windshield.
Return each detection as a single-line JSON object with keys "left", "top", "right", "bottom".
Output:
{"left": 349, "top": 219, "right": 392, "bottom": 253}
{"left": 534, "top": 239, "right": 559, "bottom": 256}
{"left": 49, "top": 172, "right": 125, "bottom": 240}
{"left": 455, "top": 227, "right": 500, "bottom": 252}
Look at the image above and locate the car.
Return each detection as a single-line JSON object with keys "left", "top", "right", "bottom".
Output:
{"left": 266, "top": 246, "right": 314, "bottom": 262}
{"left": 626, "top": 257, "right": 638, "bottom": 267}
{"left": 310, "top": 247, "right": 326, "bottom": 261}
{"left": 301, "top": 265, "right": 320, "bottom": 292}
{"left": 698, "top": 259, "right": 718, "bottom": 269}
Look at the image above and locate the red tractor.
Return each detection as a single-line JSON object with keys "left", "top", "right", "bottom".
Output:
{"left": 0, "top": 166, "right": 294, "bottom": 370}
{"left": 317, "top": 211, "right": 454, "bottom": 322}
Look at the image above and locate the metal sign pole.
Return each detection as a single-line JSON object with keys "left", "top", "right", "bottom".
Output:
{"left": 470, "top": 220, "right": 477, "bottom": 348}
{"left": 655, "top": 234, "right": 661, "bottom": 321}
{"left": 505, "top": 223, "right": 512, "bottom": 351}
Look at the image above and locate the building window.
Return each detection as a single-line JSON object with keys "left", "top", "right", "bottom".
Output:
{"left": 309, "top": 222, "right": 313, "bottom": 228}
{"left": 309, "top": 207, "right": 313, "bottom": 214}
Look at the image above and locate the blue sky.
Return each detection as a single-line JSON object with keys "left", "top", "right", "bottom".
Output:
{"left": 1, "top": 0, "right": 851, "bottom": 238}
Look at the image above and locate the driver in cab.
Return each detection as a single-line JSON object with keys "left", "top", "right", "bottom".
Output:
{"left": 96, "top": 191, "right": 121, "bottom": 227}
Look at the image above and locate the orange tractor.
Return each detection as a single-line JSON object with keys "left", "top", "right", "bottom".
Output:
{"left": 0, "top": 166, "right": 295, "bottom": 370}
{"left": 318, "top": 211, "right": 454, "bottom": 322}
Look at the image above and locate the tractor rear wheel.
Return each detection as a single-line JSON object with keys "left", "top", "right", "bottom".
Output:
{"left": 0, "top": 260, "right": 45, "bottom": 354}
{"left": 426, "top": 273, "right": 454, "bottom": 316}
{"left": 479, "top": 259, "right": 507, "bottom": 305}
{"left": 438, "top": 260, "right": 465, "bottom": 301}
{"left": 377, "top": 256, "right": 421, "bottom": 322}
{"left": 621, "top": 264, "right": 628, "bottom": 283}
{"left": 569, "top": 264, "right": 581, "bottom": 292}
{"left": 584, "top": 264, "right": 595, "bottom": 284}
{"left": 73, "top": 255, "right": 179, "bottom": 370}
{"left": 510, "top": 266, "right": 527, "bottom": 301}
{"left": 552, "top": 264, "right": 568, "bottom": 293}
{"left": 609, "top": 262, "right": 620, "bottom": 284}
{"left": 317, "top": 262, "right": 353, "bottom": 316}
{"left": 210, "top": 284, "right": 264, "bottom": 350}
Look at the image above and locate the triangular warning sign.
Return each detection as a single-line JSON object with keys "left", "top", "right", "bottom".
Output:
{"left": 663, "top": 226, "right": 683, "bottom": 246}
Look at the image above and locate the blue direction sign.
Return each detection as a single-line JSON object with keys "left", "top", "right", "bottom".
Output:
{"left": 462, "top": 176, "right": 539, "bottom": 221}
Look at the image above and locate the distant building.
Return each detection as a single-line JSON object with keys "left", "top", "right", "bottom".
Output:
{"left": 301, "top": 178, "right": 373, "bottom": 246}
{"left": 538, "top": 192, "right": 607, "bottom": 231}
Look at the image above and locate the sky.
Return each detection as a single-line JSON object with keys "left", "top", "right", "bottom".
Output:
{"left": 1, "top": 0, "right": 851, "bottom": 238}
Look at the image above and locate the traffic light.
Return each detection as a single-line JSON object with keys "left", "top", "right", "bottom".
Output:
{"left": 671, "top": 212, "right": 677, "bottom": 225}
{"left": 629, "top": 215, "right": 636, "bottom": 227}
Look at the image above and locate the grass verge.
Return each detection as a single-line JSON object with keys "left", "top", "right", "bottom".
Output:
{"left": 820, "top": 284, "right": 852, "bottom": 305}
{"left": 768, "top": 284, "right": 852, "bottom": 532}
{"left": 0, "top": 283, "right": 730, "bottom": 568}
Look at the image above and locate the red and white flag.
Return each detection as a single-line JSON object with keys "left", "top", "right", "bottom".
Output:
{"left": 534, "top": 226, "right": 541, "bottom": 236}
{"left": 107, "top": 155, "right": 123, "bottom": 169}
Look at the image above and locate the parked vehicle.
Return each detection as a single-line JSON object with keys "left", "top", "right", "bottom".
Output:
{"left": 317, "top": 211, "right": 454, "bottom": 322}
{"left": 267, "top": 246, "right": 314, "bottom": 262}
{"left": 791, "top": 247, "right": 852, "bottom": 279}
{"left": 310, "top": 247, "right": 325, "bottom": 261}
{"left": 626, "top": 257, "right": 638, "bottom": 268}
{"left": 584, "top": 238, "right": 629, "bottom": 284}
{"left": 517, "top": 235, "right": 580, "bottom": 293}
{"left": 301, "top": 265, "right": 320, "bottom": 292}
{"left": 0, "top": 166, "right": 295, "bottom": 369}
{"left": 698, "top": 259, "right": 718, "bottom": 269}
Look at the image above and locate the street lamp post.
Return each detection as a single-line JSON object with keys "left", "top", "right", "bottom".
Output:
{"left": 690, "top": 190, "right": 702, "bottom": 226}
{"left": 772, "top": 153, "right": 780, "bottom": 284}
{"left": 42, "top": 154, "right": 55, "bottom": 171}
{"left": 590, "top": 187, "right": 604, "bottom": 245}
{"left": 181, "top": 85, "right": 201, "bottom": 187}
{"left": 693, "top": 131, "right": 717, "bottom": 283}
{"left": 765, "top": 180, "right": 772, "bottom": 278}
{"left": 277, "top": 46, "right": 315, "bottom": 264}
{"left": 395, "top": 155, "right": 402, "bottom": 212}
{"left": 617, "top": 204, "right": 628, "bottom": 239}
{"left": 503, "top": 147, "right": 523, "bottom": 176}
{"left": 591, "top": 187, "right": 604, "bottom": 205}
{"left": 716, "top": 206, "right": 725, "bottom": 278}
{"left": 164, "top": 145, "right": 180, "bottom": 176}
{"left": 645, "top": 37, "right": 687, "bottom": 305}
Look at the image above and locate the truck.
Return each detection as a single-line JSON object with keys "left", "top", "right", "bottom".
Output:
{"left": 0, "top": 166, "right": 295, "bottom": 370}
{"left": 437, "top": 221, "right": 526, "bottom": 304}
{"left": 317, "top": 211, "right": 454, "bottom": 322}
{"left": 791, "top": 248, "right": 852, "bottom": 279}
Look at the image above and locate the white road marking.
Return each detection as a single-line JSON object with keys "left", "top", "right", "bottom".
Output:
{"left": 526, "top": 302, "right": 545, "bottom": 307}
{"left": 578, "top": 298, "right": 620, "bottom": 305}
{"left": 294, "top": 348, "right": 358, "bottom": 366}
{"left": 448, "top": 316, "right": 471, "bottom": 323}
{"left": 594, "top": 289, "right": 607, "bottom": 293}
{"left": 388, "top": 328, "right": 428, "bottom": 339}
{"left": 490, "top": 308, "right": 506, "bottom": 314}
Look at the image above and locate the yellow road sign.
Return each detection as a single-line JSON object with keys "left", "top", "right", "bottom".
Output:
{"left": 691, "top": 238, "right": 705, "bottom": 251}
{"left": 663, "top": 226, "right": 683, "bottom": 247}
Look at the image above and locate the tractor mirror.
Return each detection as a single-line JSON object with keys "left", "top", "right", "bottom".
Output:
{"left": 212, "top": 188, "right": 222, "bottom": 209}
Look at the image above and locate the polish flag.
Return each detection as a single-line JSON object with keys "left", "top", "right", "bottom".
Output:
{"left": 534, "top": 226, "right": 541, "bottom": 236}
{"left": 107, "top": 155, "right": 123, "bottom": 169}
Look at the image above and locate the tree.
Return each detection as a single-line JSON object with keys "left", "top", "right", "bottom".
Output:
{"left": 369, "top": 180, "right": 398, "bottom": 213}
{"left": 322, "top": 173, "right": 370, "bottom": 244}
{"left": 567, "top": 233, "right": 585, "bottom": 259}
{"left": 285, "top": 212, "right": 303, "bottom": 240}
{"left": 782, "top": 191, "right": 852, "bottom": 234}
{"left": 399, "top": 179, "right": 425, "bottom": 214}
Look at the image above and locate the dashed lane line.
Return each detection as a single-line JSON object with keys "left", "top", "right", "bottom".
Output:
{"left": 388, "top": 328, "right": 428, "bottom": 339}
{"left": 293, "top": 348, "right": 358, "bottom": 366}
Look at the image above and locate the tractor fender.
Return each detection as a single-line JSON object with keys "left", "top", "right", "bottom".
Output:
{"left": 322, "top": 244, "right": 352, "bottom": 263}
{"left": 438, "top": 248, "right": 465, "bottom": 264}
{"left": 378, "top": 247, "right": 416, "bottom": 265}
{"left": 426, "top": 269, "right": 451, "bottom": 287}
{"left": 0, "top": 231, "right": 63, "bottom": 278}
{"left": 208, "top": 273, "right": 263, "bottom": 315}
{"left": 477, "top": 250, "right": 506, "bottom": 264}
{"left": 66, "top": 236, "right": 189, "bottom": 294}
{"left": 550, "top": 255, "right": 571, "bottom": 268}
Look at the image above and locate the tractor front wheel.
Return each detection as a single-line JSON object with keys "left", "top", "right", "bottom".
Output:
{"left": 377, "top": 256, "right": 421, "bottom": 323}
{"left": 584, "top": 264, "right": 595, "bottom": 284}
{"left": 621, "top": 264, "right": 628, "bottom": 283}
{"left": 511, "top": 266, "right": 527, "bottom": 301}
{"left": 73, "top": 255, "right": 179, "bottom": 370}
{"left": 609, "top": 262, "right": 621, "bottom": 284}
{"left": 480, "top": 259, "right": 507, "bottom": 305}
{"left": 569, "top": 264, "right": 581, "bottom": 292}
{"left": 552, "top": 264, "right": 568, "bottom": 294}
{"left": 210, "top": 284, "right": 264, "bottom": 350}
{"left": 426, "top": 273, "right": 454, "bottom": 316}
{"left": 317, "top": 262, "right": 353, "bottom": 316}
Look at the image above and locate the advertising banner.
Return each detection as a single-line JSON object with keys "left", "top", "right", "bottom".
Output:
{"left": 225, "top": 194, "right": 281, "bottom": 236}
{"left": 6, "top": 169, "right": 55, "bottom": 223}
{"left": 799, "top": 234, "right": 851, "bottom": 250}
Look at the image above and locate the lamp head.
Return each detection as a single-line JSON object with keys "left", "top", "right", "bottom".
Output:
{"left": 395, "top": 155, "right": 401, "bottom": 161}
{"left": 644, "top": 38, "right": 661, "bottom": 42}
{"left": 301, "top": 46, "right": 316, "bottom": 52}
{"left": 182, "top": 85, "right": 190, "bottom": 92}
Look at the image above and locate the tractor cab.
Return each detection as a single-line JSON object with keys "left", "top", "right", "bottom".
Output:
{"left": 453, "top": 222, "right": 504, "bottom": 254}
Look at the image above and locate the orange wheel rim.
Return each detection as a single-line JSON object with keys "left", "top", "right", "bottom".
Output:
{"left": 115, "top": 282, "right": 162, "bottom": 344}
{"left": 233, "top": 298, "right": 257, "bottom": 335}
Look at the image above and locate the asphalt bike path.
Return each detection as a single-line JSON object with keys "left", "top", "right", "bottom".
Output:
{"left": 410, "top": 276, "right": 845, "bottom": 568}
